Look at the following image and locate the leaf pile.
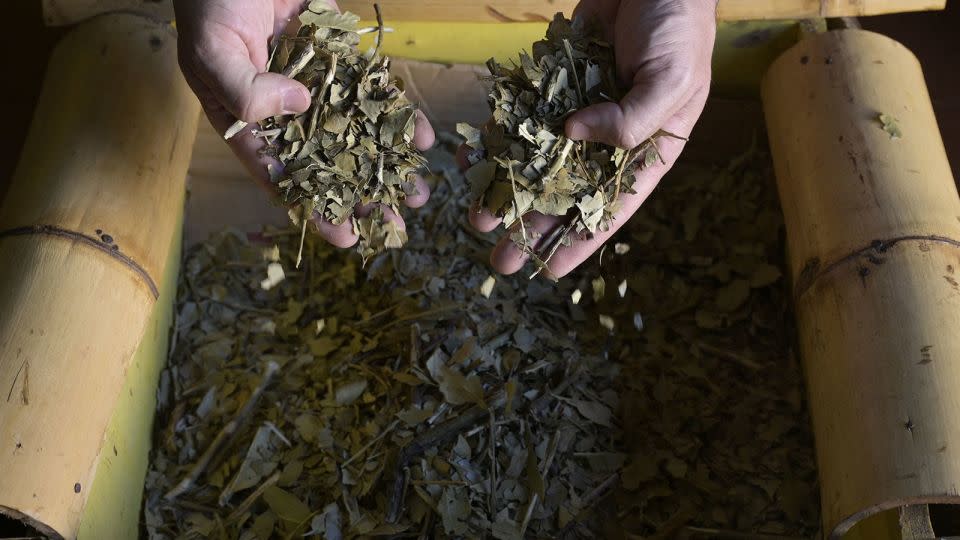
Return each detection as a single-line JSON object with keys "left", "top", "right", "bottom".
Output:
{"left": 238, "top": 1, "right": 426, "bottom": 262}
{"left": 459, "top": 14, "right": 678, "bottom": 273}
{"left": 588, "top": 139, "right": 821, "bottom": 536}
{"left": 145, "top": 137, "right": 625, "bottom": 539}
{"left": 143, "top": 136, "right": 820, "bottom": 538}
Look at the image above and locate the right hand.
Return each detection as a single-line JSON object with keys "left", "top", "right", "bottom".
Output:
{"left": 173, "top": 0, "right": 436, "bottom": 247}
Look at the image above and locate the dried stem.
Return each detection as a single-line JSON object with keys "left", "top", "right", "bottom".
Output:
{"left": 225, "top": 471, "right": 281, "bottom": 523}
{"left": 295, "top": 202, "right": 315, "bottom": 269}
{"left": 342, "top": 419, "right": 399, "bottom": 467}
{"left": 530, "top": 219, "right": 576, "bottom": 280}
{"left": 544, "top": 138, "right": 576, "bottom": 184}
{"left": 164, "top": 361, "right": 280, "bottom": 501}
{"left": 372, "top": 4, "right": 386, "bottom": 60}
{"left": 611, "top": 146, "right": 637, "bottom": 205}
{"left": 562, "top": 39, "right": 584, "bottom": 105}
{"left": 506, "top": 161, "right": 529, "bottom": 251}
{"left": 282, "top": 43, "right": 316, "bottom": 79}
{"left": 307, "top": 52, "right": 339, "bottom": 141}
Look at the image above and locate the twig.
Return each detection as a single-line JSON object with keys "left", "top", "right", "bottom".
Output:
{"left": 505, "top": 160, "right": 529, "bottom": 251}
{"left": 557, "top": 472, "right": 620, "bottom": 538}
{"left": 562, "top": 39, "right": 584, "bottom": 104}
{"left": 281, "top": 43, "right": 316, "bottom": 79}
{"left": 386, "top": 390, "right": 508, "bottom": 522}
{"left": 295, "top": 201, "right": 315, "bottom": 269}
{"left": 530, "top": 219, "right": 576, "bottom": 280}
{"left": 164, "top": 361, "right": 280, "bottom": 500}
{"left": 385, "top": 370, "right": 571, "bottom": 523}
{"left": 307, "top": 52, "right": 339, "bottom": 141}
{"left": 543, "top": 138, "right": 575, "bottom": 184}
{"left": 372, "top": 4, "right": 386, "bottom": 60}
{"left": 518, "top": 493, "right": 540, "bottom": 537}
{"left": 519, "top": 429, "right": 561, "bottom": 537}
{"left": 225, "top": 471, "right": 281, "bottom": 523}
{"left": 610, "top": 146, "right": 637, "bottom": 204}
{"left": 342, "top": 419, "right": 399, "bottom": 467}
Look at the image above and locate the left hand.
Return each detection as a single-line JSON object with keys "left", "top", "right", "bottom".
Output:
{"left": 174, "top": 0, "right": 436, "bottom": 248}
{"left": 466, "top": 0, "right": 717, "bottom": 278}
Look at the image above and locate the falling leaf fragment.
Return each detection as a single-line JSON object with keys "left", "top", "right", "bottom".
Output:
{"left": 571, "top": 289, "right": 582, "bottom": 305}
{"left": 592, "top": 276, "right": 605, "bottom": 302}
{"left": 598, "top": 314, "right": 615, "bottom": 332}
{"left": 260, "top": 262, "right": 285, "bottom": 290}
{"left": 480, "top": 275, "right": 496, "bottom": 298}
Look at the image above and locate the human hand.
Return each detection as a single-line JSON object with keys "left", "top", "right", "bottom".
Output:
{"left": 173, "top": 0, "right": 435, "bottom": 247}
{"left": 466, "top": 0, "right": 716, "bottom": 278}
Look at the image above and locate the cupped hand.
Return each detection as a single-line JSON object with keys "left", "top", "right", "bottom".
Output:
{"left": 466, "top": 0, "right": 716, "bottom": 278}
{"left": 173, "top": 0, "right": 436, "bottom": 248}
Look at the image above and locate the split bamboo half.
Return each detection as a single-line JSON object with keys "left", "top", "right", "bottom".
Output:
{"left": 0, "top": 12, "right": 199, "bottom": 538}
{"left": 762, "top": 30, "right": 960, "bottom": 537}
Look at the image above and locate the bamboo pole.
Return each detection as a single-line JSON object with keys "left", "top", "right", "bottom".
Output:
{"left": 40, "top": 0, "right": 946, "bottom": 26}
{"left": 762, "top": 29, "right": 960, "bottom": 538}
{"left": 0, "top": 12, "right": 199, "bottom": 539}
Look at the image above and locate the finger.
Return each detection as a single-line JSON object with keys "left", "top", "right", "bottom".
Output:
{"left": 190, "top": 35, "right": 311, "bottom": 123}
{"left": 490, "top": 212, "right": 564, "bottom": 275}
{"left": 311, "top": 216, "right": 359, "bottom": 248}
{"left": 468, "top": 202, "right": 502, "bottom": 233}
{"left": 403, "top": 175, "right": 431, "bottom": 209}
{"left": 414, "top": 110, "right": 436, "bottom": 151}
{"left": 571, "top": 0, "right": 619, "bottom": 39}
{"left": 565, "top": 67, "right": 691, "bottom": 149}
{"left": 355, "top": 203, "right": 407, "bottom": 229}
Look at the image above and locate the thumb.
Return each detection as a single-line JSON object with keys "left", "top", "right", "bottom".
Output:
{"left": 565, "top": 70, "right": 687, "bottom": 149}
{"left": 193, "top": 43, "right": 311, "bottom": 124}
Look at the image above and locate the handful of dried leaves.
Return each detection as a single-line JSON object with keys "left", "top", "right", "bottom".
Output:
{"left": 460, "top": 14, "right": 681, "bottom": 274}
{"left": 231, "top": 1, "right": 426, "bottom": 263}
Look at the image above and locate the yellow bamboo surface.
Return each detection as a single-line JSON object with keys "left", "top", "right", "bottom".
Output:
{"left": 40, "top": 0, "right": 946, "bottom": 26}
{"left": 762, "top": 29, "right": 960, "bottom": 538}
{"left": 0, "top": 13, "right": 199, "bottom": 538}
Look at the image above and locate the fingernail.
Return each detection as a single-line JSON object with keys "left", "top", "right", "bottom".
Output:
{"left": 281, "top": 86, "right": 310, "bottom": 115}
{"left": 566, "top": 120, "right": 589, "bottom": 140}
